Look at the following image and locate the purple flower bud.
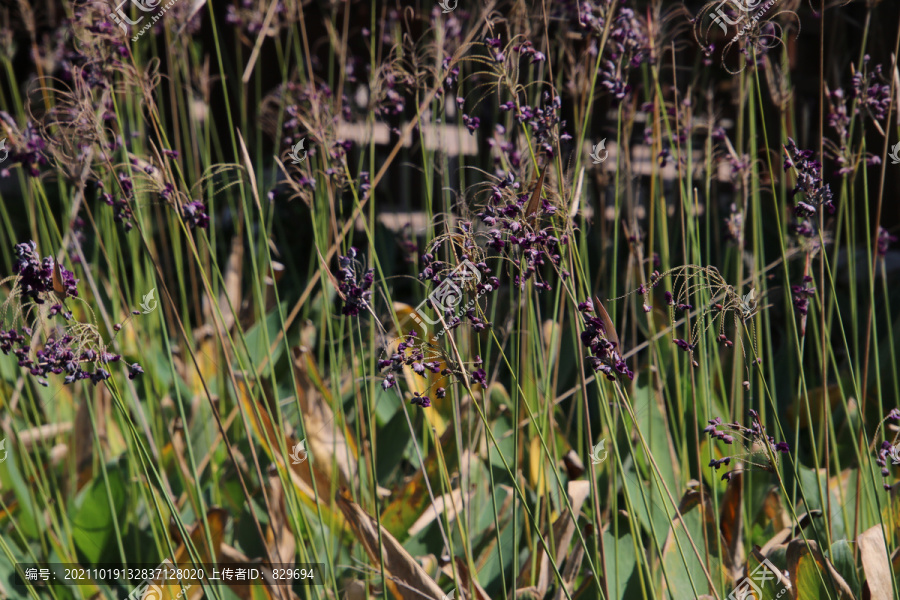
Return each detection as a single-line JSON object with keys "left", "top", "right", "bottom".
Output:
{"left": 673, "top": 338, "right": 693, "bottom": 352}
{"left": 128, "top": 363, "right": 144, "bottom": 379}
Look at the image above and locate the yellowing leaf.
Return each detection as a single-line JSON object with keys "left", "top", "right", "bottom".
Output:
{"left": 336, "top": 490, "right": 445, "bottom": 600}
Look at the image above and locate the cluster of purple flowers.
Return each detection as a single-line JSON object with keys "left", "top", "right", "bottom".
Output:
{"left": 4, "top": 242, "right": 143, "bottom": 387}
{"left": 442, "top": 54, "right": 461, "bottom": 92}
{"left": 13, "top": 241, "right": 78, "bottom": 306}
{"left": 876, "top": 409, "right": 900, "bottom": 490}
{"left": 877, "top": 227, "right": 897, "bottom": 257}
{"left": 485, "top": 36, "right": 504, "bottom": 63}
{"left": 474, "top": 179, "right": 568, "bottom": 290}
{"left": 0, "top": 328, "right": 141, "bottom": 387}
{"left": 418, "top": 250, "right": 498, "bottom": 334}
{"left": 5, "top": 121, "right": 49, "bottom": 178}
{"left": 375, "top": 70, "right": 412, "bottom": 118}
{"left": 852, "top": 57, "right": 893, "bottom": 123}
{"left": 577, "top": 299, "right": 633, "bottom": 381}
{"left": 100, "top": 191, "right": 134, "bottom": 232}
{"left": 511, "top": 39, "right": 546, "bottom": 64}
{"left": 181, "top": 200, "right": 210, "bottom": 230}
{"left": 662, "top": 288, "right": 692, "bottom": 314}
{"left": 336, "top": 247, "right": 374, "bottom": 317}
{"left": 783, "top": 138, "right": 835, "bottom": 218}
{"left": 827, "top": 88, "right": 851, "bottom": 144}
{"left": 511, "top": 92, "right": 570, "bottom": 157}
{"left": 377, "top": 331, "right": 445, "bottom": 408}
{"left": 579, "top": 1, "right": 647, "bottom": 64}
{"left": 579, "top": 1, "right": 648, "bottom": 104}
{"left": 97, "top": 171, "right": 140, "bottom": 232}
{"left": 673, "top": 338, "right": 695, "bottom": 353}
{"left": 461, "top": 113, "right": 480, "bottom": 135}
{"left": 704, "top": 410, "right": 790, "bottom": 481}
{"left": 791, "top": 276, "right": 815, "bottom": 316}
{"left": 376, "top": 330, "right": 487, "bottom": 409}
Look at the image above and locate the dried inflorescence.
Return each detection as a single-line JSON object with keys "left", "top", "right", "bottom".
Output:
{"left": 704, "top": 409, "right": 790, "bottom": 481}
{"left": 1, "top": 241, "right": 142, "bottom": 388}
{"left": 693, "top": 0, "right": 798, "bottom": 75}
{"left": 618, "top": 264, "right": 760, "bottom": 361}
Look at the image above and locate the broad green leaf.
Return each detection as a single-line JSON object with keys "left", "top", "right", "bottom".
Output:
{"left": 69, "top": 462, "right": 128, "bottom": 563}
{"left": 827, "top": 540, "right": 860, "bottom": 598}
{"left": 602, "top": 515, "right": 640, "bottom": 600}
{"left": 661, "top": 490, "right": 725, "bottom": 599}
